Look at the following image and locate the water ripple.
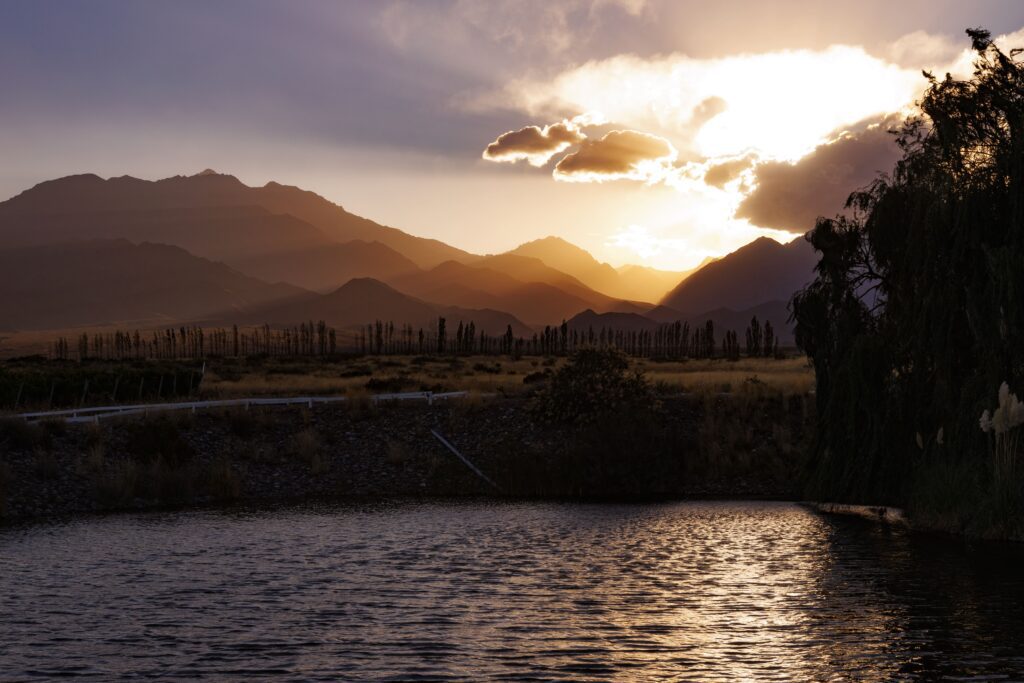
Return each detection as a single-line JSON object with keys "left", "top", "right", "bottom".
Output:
{"left": 2, "top": 500, "right": 1024, "bottom": 680}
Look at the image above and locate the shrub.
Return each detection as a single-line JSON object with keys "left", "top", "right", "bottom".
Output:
{"left": 83, "top": 422, "right": 105, "bottom": 449}
{"left": 203, "top": 456, "right": 242, "bottom": 499}
{"left": 365, "top": 377, "right": 415, "bottom": 393}
{"left": 93, "top": 459, "right": 139, "bottom": 506}
{"left": 0, "top": 418, "right": 50, "bottom": 451}
{"left": 472, "top": 362, "right": 502, "bottom": 374}
{"left": 39, "top": 418, "right": 67, "bottom": 437}
{"left": 122, "top": 417, "right": 195, "bottom": 466}
{"left": 228, "top": 409, "right": 259, "bottom": 438}
{"left": 532, "top": 348, "right": 657, "bottom": 427}
{"left": 291, "top": 428, "right": 322, "bottom": 469}
{"left": 385, "top": 439, "right": 411, "bottom": 466}
{"left": 522, "top": 370, "right": 550, "bottom": 385}
{"left": 32, "top": 449, "right": 58, "bottom": 480}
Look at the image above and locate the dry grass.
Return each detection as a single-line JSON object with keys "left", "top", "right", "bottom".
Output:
{"left": 385, "top": 439, "right": 411, "bottom": 466}
{"left": 199, "top": 356, "right": 566, "bottom": 398}
{"left": 640, "top": 357, "right": 814, "bottom": 395}
{"left": 32, "top": 448, "right": 58, "bottom": 480}
{"left": 290, "top": 428, "right": 327, "bottom": 473}
{"left": 197, "top": 355, "right": 812, "bottom": 398}
{"left": 203, "top": 456, "right": 242, "bottom": 499}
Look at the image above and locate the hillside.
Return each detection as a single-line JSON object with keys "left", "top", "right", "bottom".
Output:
{"left": 507, "top": 236, "right": 687, "bottom": 301}
{"left": 229, "top": 240, "right": 420, "bottom": 293}
{"left": 616, "top": 262, "right": 707, "bottom": 302}
{"left": 0, "top": 204, "right": 332, "bottom": 263}
{"left": 507, "top": 236, "right": 622, "bottom": 296}
{"left": 387, "top": 260, "right": 601, "bottom": 325}
{"left": 0, "top": 172, "right": 473, "bottom": 268}
{"left": 475, "top": 253, "right": 650, "bottom": 314}
{"left": 661, "top": 237, "right": 816, "bottom": 317}
{"left": 243, "top": 278, "right": 532, "bottom": 336}
{"left": 566, "top": 309, "right": 659, "bottom": 333}
{"left": 0, "top": 240, "right": 303, "bottom": 331}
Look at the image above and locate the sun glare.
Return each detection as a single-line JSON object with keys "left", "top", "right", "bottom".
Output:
{"left": 513, "top": 45, "right": 924, "bottom": 162}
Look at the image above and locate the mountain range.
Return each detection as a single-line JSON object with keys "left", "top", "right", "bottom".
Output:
{"left": 0, "top": 171, "right": 818, "bottom": 346}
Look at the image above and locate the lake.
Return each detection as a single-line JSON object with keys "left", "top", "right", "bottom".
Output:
{"left": 2, "top": 500, "right": 1023, "bottom": 681}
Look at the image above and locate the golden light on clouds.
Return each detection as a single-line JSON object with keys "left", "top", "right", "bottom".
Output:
{"left": 497, "top": 44, "right": 924, "bottom": 162}
{"left": 553, "top": 129, "right": 677, "bottom": 182}
{"left": 475, "top": 34, "right": 987, "bottom": 268}
{"left": 482, "top": 115, "right": 598, "bottom": 166}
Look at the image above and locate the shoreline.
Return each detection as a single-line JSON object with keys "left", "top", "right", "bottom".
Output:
{"left": 0, "top": 395, "right": 811, "bottom": 521}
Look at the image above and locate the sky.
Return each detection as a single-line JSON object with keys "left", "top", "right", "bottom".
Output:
{"left": 2, "top": 1, "right": 1024, "bottom": 270}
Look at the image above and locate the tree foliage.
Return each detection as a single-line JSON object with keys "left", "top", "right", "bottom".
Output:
{"left": 532, "top": 347, "right": 656, "bottom": 427}
{"left": 793, "top": 29, "right": 1024, "bottom": 503}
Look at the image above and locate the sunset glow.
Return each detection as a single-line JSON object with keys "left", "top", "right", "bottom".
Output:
{"left": 2, "top": 3, "right": 1023, "bottom": 270}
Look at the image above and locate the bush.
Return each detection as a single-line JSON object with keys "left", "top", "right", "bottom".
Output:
{"left": 203, "top": 456, "right": 242, "bottom": 499}
{"left": 32, "top": 449, "right": 58, "bottom": 480}
{"left": 532, "top": 348, "right": 657, "bottom": 427}
{"left": 122, "top": 417, "right": 195, "bottom": 466}
{"left": 472, "top": 362, "right": 502, "bottom": 374}
{"left": 365, "top": 377, "right": 415, "bottom": 393}
{"left": 522, "top": 370, "right": 550, "bottom": 385}
{"left": 0, "top": 418, "right": 51, "bottom": 451}
{"left": 291, "top": 428, "right": 322, "bottom": 470}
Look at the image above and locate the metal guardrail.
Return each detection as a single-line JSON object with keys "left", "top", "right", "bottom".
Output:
{"left": 16, "top": 391, "right": 470, "bottom": 424}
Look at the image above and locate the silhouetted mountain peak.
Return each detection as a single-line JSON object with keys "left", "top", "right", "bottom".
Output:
{"left": 0, "top": 171, "right": 473, "bottom": 268}
{"left": 510, "top": 235, "right": 604, "bottom": 267}
{"left": 327, "top": 277, "right": 400, "bottom": 299}
{"left": 661, "top": 235, "right": 816, "bottom": 318}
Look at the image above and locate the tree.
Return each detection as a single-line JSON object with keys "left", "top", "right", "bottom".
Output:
{"left": 792, "top": 29, "right": 1024, "bottom": 504}
{"left": 503, "top": 324, "right": 514, "bottom": 355}
{"left": 746, "top": 316, "right": 762, "bottom": 357}
{"left": 533, "top": 347, "right": 656, "bottom": 426}
{"left": 762, "top": 321, "right": 775, "bottom": 358}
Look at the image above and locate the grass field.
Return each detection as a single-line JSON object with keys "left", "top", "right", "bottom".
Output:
{"left": 197, "top": 355, "right": 814, "bottom": 399}
{"left": 0, "top": 353, "right": 814, "bottom": 411}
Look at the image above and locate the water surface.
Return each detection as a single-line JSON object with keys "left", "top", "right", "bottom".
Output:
{"left": 2, "top": 500, "right": 1023, "bottom": 681}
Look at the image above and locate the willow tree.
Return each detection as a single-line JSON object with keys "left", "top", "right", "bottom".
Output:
{"left": 793, "top": 29, "right": 1024, "bottom": 504}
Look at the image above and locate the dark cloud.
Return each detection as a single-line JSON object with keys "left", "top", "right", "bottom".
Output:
{"left": 554, "top": 130, "right": 675, "bottom": 179}
{"left": 483, "top": 120, "right": 586, "bottom": 165}
{"left": 736, "top": 118, "right": 903, "bottom": 231}
{"left": 704, "top": 153, "right": 757, "bottom": 188}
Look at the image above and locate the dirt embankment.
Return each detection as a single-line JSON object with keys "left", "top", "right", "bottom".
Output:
{"left": 0, "top": 394, "right": 813, "bottom": 520}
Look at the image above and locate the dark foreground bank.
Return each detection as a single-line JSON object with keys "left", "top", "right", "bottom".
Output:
{"left": 0, "top": 393, "right": 812, "bottom": 520}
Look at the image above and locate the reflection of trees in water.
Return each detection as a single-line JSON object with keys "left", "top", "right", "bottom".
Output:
{"left": 813, "top": 514, "right": 1024, "bottom": 678}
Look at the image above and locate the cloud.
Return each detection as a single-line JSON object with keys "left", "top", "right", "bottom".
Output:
{"left": 554, "top": 130, "right": 676, "bottom": 182}
{"left": 482, "top": 117, "right": 590, "bottom": 166}
{"left": 885, "top": 30, "right": 963, "bottom": 70}
{"left": 482, "top": 45, "right": 925, "bottom": 162}
{"left": 476, "top": 25, "right": 1024, "bottom": 265}
{"left": 703, "top": 153, "right": 757, "bottom": 189}
{"left": 736, "top": 117, "right": 903, "bottom": 232}
{"left": 379, "top": 0, "right": 649, "bottom": 67}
